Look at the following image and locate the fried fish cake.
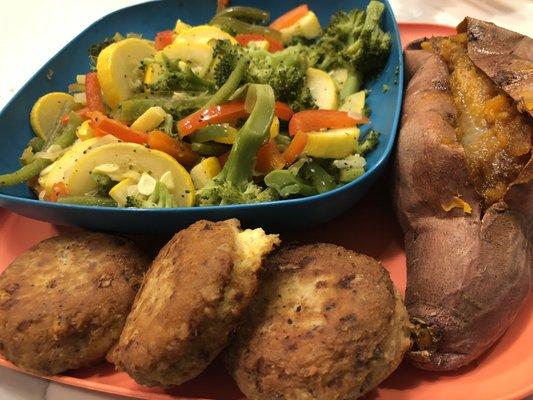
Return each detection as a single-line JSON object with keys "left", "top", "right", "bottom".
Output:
{"left": 226, "top": 243, "right": 411, "bottom": 400}
{"left": 109, "top": 219, "right": 280, "bottom": 387}
{"left": 0, "top": 232, "right": 149, "bottom": 375}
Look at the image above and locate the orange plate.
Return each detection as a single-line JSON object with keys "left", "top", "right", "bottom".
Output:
{"left": 0, "top": 23, "right": 532, "bottom": 400}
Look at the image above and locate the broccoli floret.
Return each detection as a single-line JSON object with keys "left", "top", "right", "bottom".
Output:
{"left": 148, "top": 65, "right": 215, "bottom": 93}
{"left": 332, "top": 154, "right": 366, "bottom": 182}
{"left": 245, "top": 45, "right": 314, "bottom": 109}
{"left": 357, "top": 130, "right": 379, "bottom": 155}
{"left": 212, "top": 39, "right": 242, "bottom": 88}
{"left": 125, "top": 182, "right": 177, "bottom": 208}
{"left": 309, "top": 1, "right": 391, "bottom": 99}
{"left": 196, "top": 84, "right": 278, "bottom": 205}
{"left": 212, "top": 41, "right": 315, "bottom": 111}
{"left": 89, "top": 36, "right": 117, "bottom": 69}
{"left": 91, "top": 172, "right": 115, "bottom": 196}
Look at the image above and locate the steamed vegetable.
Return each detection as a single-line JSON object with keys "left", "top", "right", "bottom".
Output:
{"left": 196, "top": 84, "right": 277, "bottom": 205}
{"left": 30, "top": 92, "right": 76, "bottom": 139}
{"left": 0, "top": 2, "right": 388, "bottom": 208}
{"left": 211, "top": 40, "right": 315, "bottom": 110}
{"left": 0, "top": 112, "right": 82, "bottom": 187}
{"left": 306, "top": 67, "right": 338, "bottom": 109}
{"left": 289, "top": 109, "right": 367, "bottom": 136}
{"left": 307, "top": 0, "right": 391, "bottom": 100}
{"left": 65, "top": 142, "right": 195, "bottom": 207}
{"left": 96, "top": 38, "right": 155, "bottom": 108}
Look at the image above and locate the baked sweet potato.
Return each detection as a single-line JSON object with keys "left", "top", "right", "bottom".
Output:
{"left": 394, "top": 18, "right": 532, "bottom": 371}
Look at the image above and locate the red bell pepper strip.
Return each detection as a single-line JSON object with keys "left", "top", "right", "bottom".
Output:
{"left": 85, "top": 112, "right": 149, "bottom": 144}
{"left": 255, "top": 140, "right": 286, "bottom": 174}
{"left": 178, "top": 101, "right": 293, "bottom": 137}
{"left": 48, "top": 182, "right": 69, "bottom": 202}
{"left": 270, "top": 4, "right": 309, "bottom": 30}
{"left": 147, "top": 131, "right": 199, "bottom": 168}
{"left": 283, "top": 131, "right": 308, "bottom": 165}
{"left": 154, "top": 30, "right": 174, "bottom": 50}
{"left": 85, "top": 72, "right": 105, "bottom": 112}
{"left": 178, "top": 102, "right": 248, "bottom": 138}
{"left": 288, "top": 110, "right": 368, "bottom": 136}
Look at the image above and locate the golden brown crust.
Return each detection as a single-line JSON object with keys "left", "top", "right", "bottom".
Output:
{"left": 110, "top": 219, "right": 277, "bottom": 387}
{"left": 395, "top": 40, "right": 531, "bottom": 370}
{"left": 0, "top": 232, "right": 149, "bottom": 375}
{"left": 226, "top": 244, "right": 411, "bottom": 400}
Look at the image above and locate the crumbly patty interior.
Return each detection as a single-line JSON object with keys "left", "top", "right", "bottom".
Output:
{"left": 219, "top": 228, "right": 280, "bottom": 316}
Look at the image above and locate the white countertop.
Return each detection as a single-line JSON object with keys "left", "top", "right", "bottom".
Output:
{"left": 1, "top": 1, "right": 532, "bottom": 399}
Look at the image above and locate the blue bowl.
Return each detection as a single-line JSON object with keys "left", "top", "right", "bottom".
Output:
{"left": 0, "top": 0, "right": 403, "bottom": 234}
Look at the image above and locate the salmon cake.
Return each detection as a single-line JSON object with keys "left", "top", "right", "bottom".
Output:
{"left": 0, "top": 232, "right": 149, "bottom": 375}
{"left": 109, "top": 219, "right": 280, "bottom": 387}
{"left": 226, "top": 243, "right": 411, "bottom": 400}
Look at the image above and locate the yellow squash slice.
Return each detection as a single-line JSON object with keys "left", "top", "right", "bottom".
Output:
{"left": 174, "top": 25, "right": 237, "bottom": 45}
{"left": 65, "top": 142, "right": 195, "bottom": 207}
{"left": 306, "top": 68, "right": 338, "bottom": 110}
{"left": 30, "top": 92, "right": 76, "bottom": 139}
{"left": 38, "top": 135, "right": 119, "bottom": 194}
{"left": 97, "top": 38, "right": 155, "bottom": 109}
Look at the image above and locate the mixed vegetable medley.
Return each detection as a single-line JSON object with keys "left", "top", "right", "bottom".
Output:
{"left": 0, "top": 1, "right": 391, "bottom": 208}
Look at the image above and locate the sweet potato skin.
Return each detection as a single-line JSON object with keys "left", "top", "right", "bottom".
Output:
{"left": 457, "top": 17, "right": 533, "bottom": 117}
{"left": 394, "top": 45, "right": 531, "bottom": 371}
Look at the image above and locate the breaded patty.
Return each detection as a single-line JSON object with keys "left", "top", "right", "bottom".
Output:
{"left": 0, "top": 232, "right": 149, "bottom": 375}
{"left": 109, "top": 219, "right": 280, "bottom": 387}
{"left": 226, "top": 243, "right": 411, "bottom": 400}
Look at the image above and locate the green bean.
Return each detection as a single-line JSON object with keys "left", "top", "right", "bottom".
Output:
{"left": 19, "top": 136, "right": 44, "bottom": 166}
{"left": 306, "top": 161, "right": 337, "bottom": 193}
{"left": 213, "top": 6, "right": 270, "bottom": 24}
{"left": 264, "top": 170, "right": 317, "bottom": 197}
{"left": 161, "top": 113, "right": 174, "bottom": 136}
{"left": 29, "top": 137, "right": 45, "bottom": 152}
{"left": 189, "top": 124, "right": 235, "bottom": 142}
{"left": 205, "top": 57, "right": 248, "bottom": 107}
{"left": 119, "top": 93, "right": 210, "bottom": 122}
{"left": 57, "top": 195, "right": 117, "bottom": 207}
{"left": 211, "top": 16, "right": 282, "bottom": 41}
{"left": 44, "top": 104, "right": 71, "bottom": 144}
{"left": 50, "top": 112, "right": 82, "bottom": 149}
{"left": 191, "top": 141, "right": 230, "bottom": 156}
{"left": 0, "top": 112, "right": 82, "bottom": 187}
{"left": 0, "top": 158, "right": 51, "bottom": 187}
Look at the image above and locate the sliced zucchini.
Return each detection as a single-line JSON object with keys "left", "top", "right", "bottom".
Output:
{"left": 97, "top": 38, "right": 155, "bottom": 109}
{"left": 307, "top": 68, "right": 339, "bottom": 110}
{"left": 65, "top": 142, "right": 195, "bottom": 207}
{"left": 303, "top": 127, "right": 359, "bottom": 159}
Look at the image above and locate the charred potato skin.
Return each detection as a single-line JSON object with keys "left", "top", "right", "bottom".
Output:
{"left": 225, "top": 244, "right": 411, "bottom": 400}
{"left": 0, "top": 233, "right": 149, "bottom": 375}
{"left": 394, "top": 40, "right": 532, "bottom": 370}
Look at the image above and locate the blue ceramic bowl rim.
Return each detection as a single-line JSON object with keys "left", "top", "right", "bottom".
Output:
{"left": 0, "top": 0, "right": 403, "bottom": 214}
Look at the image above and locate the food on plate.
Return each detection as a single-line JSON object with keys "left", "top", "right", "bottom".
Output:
{"left": 394, "top": 18, "right": 532, "bottom": 371}
{"left": 0, "top": 233, "right": 149, "bottom": 375}
{"left": 0, "top": 2, "right": 393, "bottom": 207}
{"left": 225, "top": 243, "right": 411, "bottom": 400}
{"left": 109, "top": 219, "right": 280, "bottom": 386}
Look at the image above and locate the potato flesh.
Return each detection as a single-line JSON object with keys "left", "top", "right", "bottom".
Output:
{"left": 423, "top": 35, "right": 532, "bottom": 205}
